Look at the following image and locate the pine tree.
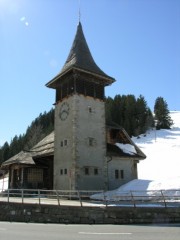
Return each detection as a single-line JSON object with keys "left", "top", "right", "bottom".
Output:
{"left": 123, "top": 95, "right": 137, "bottom": 136}
{"left": 154, "top": 97, "right": 173, "bottom": 129}
{"left": 105, "top": 97, "right": 114, "bottom": 123}
{"left": 0, "top": 142, "right": 10, "bottom": 163}
{"left": 135, "top": 95, "right": 154, "bottom": 135}
{"left": 105, "top": 94, "right": 153, "bottom": 136}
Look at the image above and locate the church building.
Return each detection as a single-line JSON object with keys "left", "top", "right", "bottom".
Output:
{"left": 1, "top": 22, "right": 146, "bottom": 191}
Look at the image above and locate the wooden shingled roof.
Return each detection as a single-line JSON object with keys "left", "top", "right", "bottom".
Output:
{"left": 1, "top": 131, "right": 54, "bottom": 168}
{"left": 1, "top": 150, "right": 34, "bottom": 167}
{"left": 46, "top": 22, "right": 115, "bottom": 89}
{"left": 29, "top": 131, "right": 54, "bottom": 158}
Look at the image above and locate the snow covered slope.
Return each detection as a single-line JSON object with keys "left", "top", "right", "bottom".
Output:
{"left": 133, "top": 111, "right": 180, "bottom": 180}
{"left": 92, "top": 113, "right": 180, "bottom": 199}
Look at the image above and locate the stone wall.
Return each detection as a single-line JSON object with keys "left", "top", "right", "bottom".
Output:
{"left": 0, "top": 202, "right": 180, "bottom": 224}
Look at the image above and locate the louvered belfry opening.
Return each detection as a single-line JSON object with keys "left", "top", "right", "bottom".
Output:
{"left": 55, "top": 71, "right": 105, "bottom": 103}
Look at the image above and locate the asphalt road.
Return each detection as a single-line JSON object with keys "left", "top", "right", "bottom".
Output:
{"left": 0, "top": 222, "right": 180, "bottom": 240}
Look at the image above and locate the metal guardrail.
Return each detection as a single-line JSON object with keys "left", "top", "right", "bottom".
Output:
{"left": 0, "top": 189, "right": 180, "bottom": 208}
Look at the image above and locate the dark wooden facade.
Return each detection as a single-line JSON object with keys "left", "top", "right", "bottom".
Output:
{"left": 7, "top": 156, "right": 53, "bottom": 190}
{"left": 1, "top": 132, "right": 54, "bottom": 190}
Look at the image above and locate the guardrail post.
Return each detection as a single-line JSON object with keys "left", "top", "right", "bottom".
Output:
{"left": 56, "top": 190, "right": 60, "bottom": 206}
{"left": 160, "top": 190, "right": 167, "bottom": 208}
{"left": 38, "top": 190, "right": 41, "bottom": 205}
{"left": 21, "top": 189, "right": 24, "bottom": 204}
{"left": 7, "top": 189, "right": 10, "bottom": 203}
{"left": 78, "top": 190, "right": 82, "bottom": 207}
{"left": 103, "top": 191, "right": 108, "bottom": 207}
{"left": 130, "top": 191, "right": 136, "bottom": 208}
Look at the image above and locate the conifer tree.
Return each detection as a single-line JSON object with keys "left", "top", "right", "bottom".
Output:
{"left": 105, "top": 97, "right": 114, "bottom": 123}
{"left": 135, "top": 95, "right": 154, "bottom": 135}
{"left": 154, "top": 97, "right": 173, "bottom": 129}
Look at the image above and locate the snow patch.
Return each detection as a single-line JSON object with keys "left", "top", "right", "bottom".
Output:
{"left": 115, "top": 143, "right": 137, "bottom": 155}
{"left": 0, "top": 177, "right": 8, "bottom": 191}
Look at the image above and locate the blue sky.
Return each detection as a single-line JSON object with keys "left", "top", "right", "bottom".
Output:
{"left": 0, "top": 0, "right": 180, "bottom": 145}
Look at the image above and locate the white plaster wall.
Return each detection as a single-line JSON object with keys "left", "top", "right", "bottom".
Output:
{"left": 107, "top": 157, "right": 137, "bottom": 190}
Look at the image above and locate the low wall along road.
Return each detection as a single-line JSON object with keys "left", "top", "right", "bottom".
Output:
{"left": 0, "top": 202, "right": 180, "bottom": 224}
{"left": 0, "top": 188, "right": 180, "bottom": 224}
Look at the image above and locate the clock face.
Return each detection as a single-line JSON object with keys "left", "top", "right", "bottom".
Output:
{"left": 59, "top": 102, "right": 70, "bottom": 120}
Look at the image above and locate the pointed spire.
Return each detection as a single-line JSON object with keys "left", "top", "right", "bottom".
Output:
{"left": 60, "top": 22, "right": 113, "bottom": 79}
{"left": 46, "top": 22, "right": 115, "bottom": 88}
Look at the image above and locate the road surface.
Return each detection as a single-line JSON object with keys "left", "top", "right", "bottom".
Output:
{"left": 0, "top": 222, "right": 180, "bottom": 240}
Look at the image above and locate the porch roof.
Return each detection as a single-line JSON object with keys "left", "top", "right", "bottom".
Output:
{"left": 1, "top": 132, "right": 54, "bottom": 168}
{"left": 1, "top": 151, "right": 34, "bottom": 167}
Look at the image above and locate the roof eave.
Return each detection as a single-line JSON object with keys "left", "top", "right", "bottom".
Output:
{"left": 46, "top": 67, "right": 115, "bottom": 89}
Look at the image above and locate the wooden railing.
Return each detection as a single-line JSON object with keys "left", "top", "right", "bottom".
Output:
{"left": 0, "top": 189, "right": 180, "bottom": 208}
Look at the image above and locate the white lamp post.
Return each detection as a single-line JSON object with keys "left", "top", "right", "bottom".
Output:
{"left": 154, "top": 120, "right": 158, "bottom": 142}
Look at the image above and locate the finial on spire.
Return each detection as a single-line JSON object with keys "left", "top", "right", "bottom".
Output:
{"left": 78, "top": 0, "right": 81, "bottom": 23}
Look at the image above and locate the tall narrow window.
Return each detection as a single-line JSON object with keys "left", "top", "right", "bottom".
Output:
{"left": 64, "top": 139, "right": 68, "bottom": 146}
{"left": 115, "top": 169, "right": 119, "bottom": 179}
{"left": 88, "top": 137, "right": 94, "bottom": 146}
{"left": 88, "top": 106, "right": 92, "bottom": 113}
{"left": 84, "top": 167, "right": 89, "bottom": 175}
{"left": 94, "top": 168, "right": 98, "bottom": 175}
{"left": 120, "top": 170, "right": 124, "bottom": 179}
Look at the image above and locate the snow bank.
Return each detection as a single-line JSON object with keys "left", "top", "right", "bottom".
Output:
{"left": 91, "top": 177, "right": 180, "bottom": 200}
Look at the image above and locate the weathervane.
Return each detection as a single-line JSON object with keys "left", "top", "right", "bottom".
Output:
{"left": 78, "top": 0, "right": 81, "bottom": 22}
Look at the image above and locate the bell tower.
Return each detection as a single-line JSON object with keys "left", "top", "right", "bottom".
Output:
{"left": 46, "top": 22, "right": 115, "bottom": 190}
